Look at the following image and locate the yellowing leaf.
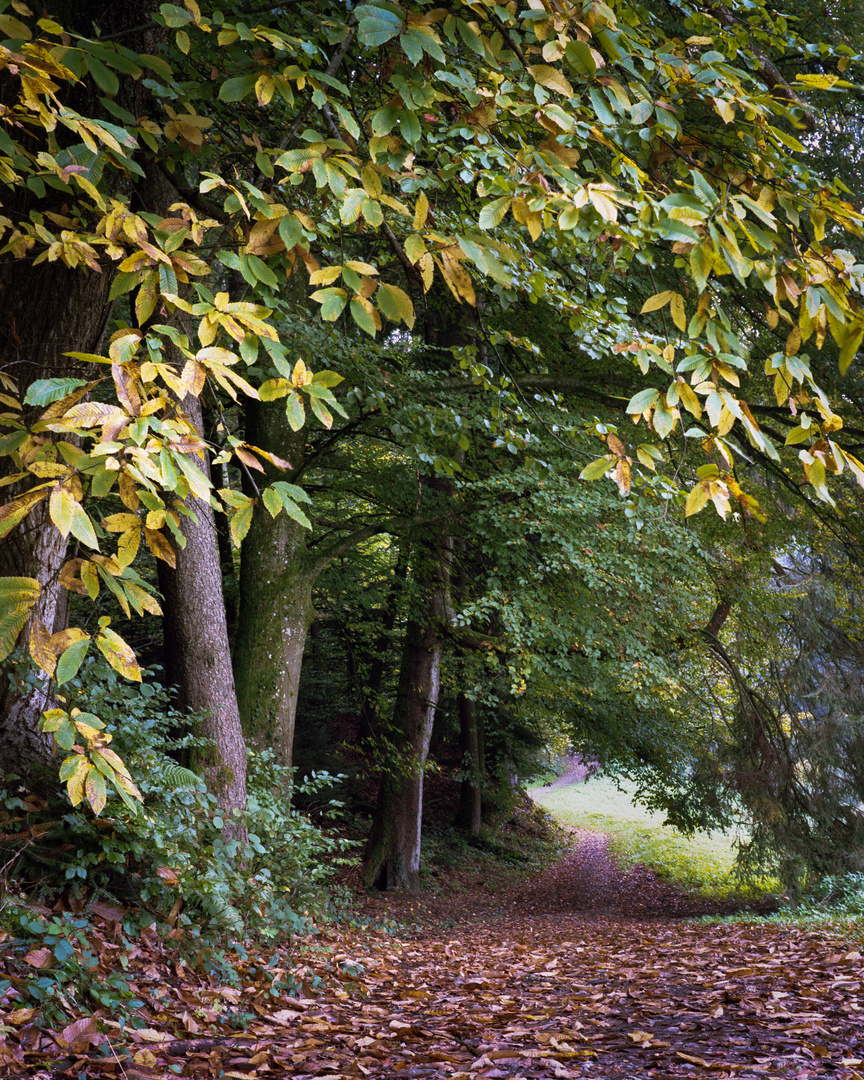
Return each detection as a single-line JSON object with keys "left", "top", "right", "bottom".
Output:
{"left": 95, "top": 626, "right": 141, "bottom": 682}
{"left": 438, "top": 249, "right": 475, "bottom": 305}
{"left": 640, "top": 290, "right": 674, "bottom": 314}
{"left": 528, "top": 64, "right": 575, "bottom": 98}
{"left": 413, "top": 190, "right": 429, "bottom": 232}
{"left": 377, "top": 283, "right": 416, "bottom": 329}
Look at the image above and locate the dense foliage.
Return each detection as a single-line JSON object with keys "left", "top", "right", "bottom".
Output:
{"left": 1, "top": 0, "right": 864, "bottom": 919}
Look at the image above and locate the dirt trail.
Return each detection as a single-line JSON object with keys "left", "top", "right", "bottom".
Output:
{"left": 264, "top": 831, "right": 863, "bottom": 1080}
{"left": 8, "top": 831, "right": 861, "bottom": 1078}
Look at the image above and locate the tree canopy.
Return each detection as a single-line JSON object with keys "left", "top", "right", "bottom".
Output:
{"left": 1, "top": 0, "right": 864, "bottom": 889}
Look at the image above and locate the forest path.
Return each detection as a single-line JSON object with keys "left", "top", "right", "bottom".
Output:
{"left": 153, "top": 830, "right": 862, "bottom": 1080}
{"left": 14, "top": 832, "right": 862, "bottom": 1078}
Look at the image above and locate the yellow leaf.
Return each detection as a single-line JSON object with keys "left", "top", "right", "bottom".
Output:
{"left": 309, "top": 265, "right": 343, "bottom": 286}
{"left": 66, "top": 758, "right": 90, "bottom": 807}
{"left": 28, "top": 618, "right": 56, "bottom": 677}
{"left": 255, "top": 73, "right": 275, "bottom": 107}
{"left": 438, "top": 249, "right": 475, "bottom": 305}
{"left": 640, "top": 290, "right": 674, "bottom": 314}
{"left": 413, "top": 190, "right": 429, "bottom": 232}
{"left": 117, "top": 528, "right": 141, "bottom": 570}
{"left": 669, "top": 292, "right": 686, "bottom": 331}
{"left": 95, "top": 627, "right": 141, "bottom": 682}
{"left": 685, "top": 482, "right": 709, "bottom": 517}
{"left": 102, "top": 513, "right": 141, "bottom": 533}
{"left": 786, "top": 326, "right": 802, "bottom": 357}
{"left": 528, "top": 64, "right": 575, "bottom": 98}
{"left": 49, "top": 485, "right": 77, "bottom": 538}
{"left": 795, "top": 73, "right": 841, "bottom": 90}
{"left": 587, "top": 185, "right": 619, "bottom": 223}
{"left": 144, "top": 527, "right": 176, "bottom": 568}
{"left": 713, "top": 98, "right": 735, "bottom": 124}
{"left": 418, "top": 252, "right": 434, "bottom": 292}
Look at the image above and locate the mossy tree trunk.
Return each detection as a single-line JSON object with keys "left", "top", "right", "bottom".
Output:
{"left": 233, "top": 402, "right": 317, "bottom": 767}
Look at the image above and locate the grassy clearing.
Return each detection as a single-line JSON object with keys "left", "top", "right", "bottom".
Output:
{"left": 529, "top": 774, "right": 777, "bottom": 900}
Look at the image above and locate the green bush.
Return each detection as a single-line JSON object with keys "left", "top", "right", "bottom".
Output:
{"left": 1, "top": 657, "right": 353, "bottom": 939}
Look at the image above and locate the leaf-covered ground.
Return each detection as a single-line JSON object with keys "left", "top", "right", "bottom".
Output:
{"left": 2, "top": 830, "right": 863, "bottom": 1078}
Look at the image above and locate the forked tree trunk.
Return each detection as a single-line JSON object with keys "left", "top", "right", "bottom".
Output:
{"left": 363, "top": 493, "right": 453, "bottom": 890}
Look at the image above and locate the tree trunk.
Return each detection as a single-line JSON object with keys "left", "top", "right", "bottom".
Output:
{"left": 453, "top": 691, "right": 483, "bottom": 836}
{"left": 233, "top": 402, "right": 317, "bottom": 767}
{"left": 363, "top": 490, "right": 453, "bottom": 890}
{"left": 0, "top": 2, "right": 163, "bottom": 780}
{"left": 356, "top": 546, "right": 407, "bottom": 743}
{"left": 0, "top": 261, "right": 114, "bottom": 778}
{"left": 363, "top": 617, "right": 443, "bottom": 890}
{"left": 157, "top": 392, "right": 247, "bottom": 824}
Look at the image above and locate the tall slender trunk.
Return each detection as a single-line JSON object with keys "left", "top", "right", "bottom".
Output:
{"left": 356, "top": 547, "right": 407, "bottom": 743}
{"left": 363, "top": 491, "right": 454, "bottom": 890}
{"left": 157, "top": 392, "right": 247, "bottom": 823}
{"left": 363, "top": 617, "right": 444, "bottom": 890}
{"left": 454, "top": 691, "right": 483, "bottom": 836}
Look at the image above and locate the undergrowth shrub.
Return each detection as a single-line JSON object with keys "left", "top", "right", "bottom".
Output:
{"left": 0, "top": 657, "right": 354, "bottom": 1024}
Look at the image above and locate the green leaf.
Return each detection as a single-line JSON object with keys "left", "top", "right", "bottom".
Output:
{"left": 219, "top": 73, "right": 259, "bottom": 102}
{"left": 479, "top": 197, "right": 511, "bottom": 231}
{"left": 84, "top": 55, "right": 120, "bottom": 96}
{"left": 579, "top": 456, "right": 613, "bottom": 481}
{"left": 285, "top": 392, "right": 305, "bottom": 431}
{"left": 56, "top": 638, "right": 91, "bottom": 685}
{"left": 229, "top": 502, "right": 254, "bottom": 545}
{"left": 565, "top": 40, "right": 596, "bottom": 79}
{"left": 70, "top": 503, "right": 100, "bottom": 550}
{"left": 355, "top": 3, "right": 404, "bottom": 46}
{"left": 371, "top": 107, "right": 400, "bottom": 136}
{"left": 627, "top": 388, "right": 660, "bottom": 414}
{"left": 655, "top": 218, "right": 701, "bottom": 243}
{"left": 262, "top": 487, "right": 282, "bottom": 518}
{"left": 311, "top": 287, "right": 348, "bottom": 322}
{"left": 24, "top": 379, "right": 89, "bottom": 407}
{"left": 159, "top": 3, "right": 192, "bottom": 27}
{"left": 377, "top": 283, "right": 415, "bottom": 328}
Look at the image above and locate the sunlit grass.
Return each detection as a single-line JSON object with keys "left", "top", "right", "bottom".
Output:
{"left": 529, "top": 774, "right": 778, "bottom": 899}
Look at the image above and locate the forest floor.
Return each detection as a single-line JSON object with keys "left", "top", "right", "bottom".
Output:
{"left": 4, "top": 826, "right": 863, "bottom": 1079}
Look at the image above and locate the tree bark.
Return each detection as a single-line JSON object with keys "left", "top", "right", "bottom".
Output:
{"left": 0, "top": 261, "right": 114, "bottom": 779}
{"left": 453, "top": 691, "right": 483, "bottom": 836}
{"left": 232, "top": 402, "right": 316, "bottom": 767}
{"left": 157, "top": 392, "right": 247, "bottom": 823}
{"left": 0, "top": 1, "right": 163, "bottom": 779}
{"left": 363, "top": 616, "right": 443, "bottom": 890}
{"left": 363, "top": 486, "right": 454, "bottom": 890}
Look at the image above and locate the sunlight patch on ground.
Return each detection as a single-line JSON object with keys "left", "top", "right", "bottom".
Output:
{"left": 529, "top": 774, "right": 775, "bottom": 899}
